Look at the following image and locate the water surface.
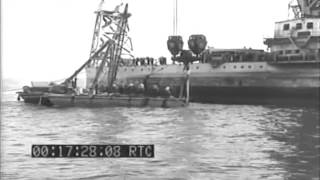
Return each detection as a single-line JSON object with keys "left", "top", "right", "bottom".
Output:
{"left": 1, "top": 92, "right": 319, "bottom": 179}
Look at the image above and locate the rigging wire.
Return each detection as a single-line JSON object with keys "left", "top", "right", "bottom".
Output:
{"left": 175, "top": 0, "right": 178, "bottom": 35}
{"left": 172, "top": 0, "right": 179, "bottom": 35}
{"left": 173, "top": 0, "right": 176, "bottom": 35}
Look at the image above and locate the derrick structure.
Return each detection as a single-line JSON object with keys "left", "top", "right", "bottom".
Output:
{"left": 89, "top": 2, "right": 132, "bottom": 89}
{"left": 297, "top": 0, "right": 320, "bottom": 18}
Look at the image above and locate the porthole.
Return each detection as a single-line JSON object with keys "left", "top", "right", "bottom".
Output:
{"left": 259, "top": 65, "right": 263, "bottom": 69}
{"left": 248, "top": 65, "right": 252, "bottom": 69}
{"left": 233, "top": 65, "right": 237, "bottom": 69}
{"left": 223, "top": 66, "right": 226, "bottom": 69}
{"left": 141, "top": 68, "right": 144, "bottom": 71}
{"left": 241, "top": 66, "right": 244, "bottom": 69}
{"left": 196, "top": 66, "right": 199, "bottom": 69}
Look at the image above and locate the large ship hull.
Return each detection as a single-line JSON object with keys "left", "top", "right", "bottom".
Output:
{"left": 187, "top": 86, "right": 318, "bottom": 105}
{"left": 86, "top": 61, "right": 320, "bottom": 106}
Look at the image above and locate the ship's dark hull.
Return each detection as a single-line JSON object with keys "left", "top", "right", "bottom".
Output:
{"left": 189, "top": 86, "right": 319, "bottom": 106}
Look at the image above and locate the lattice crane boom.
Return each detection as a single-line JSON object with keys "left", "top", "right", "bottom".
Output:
{"left": 88, "top": 2, "right": 131, "bottom": 91}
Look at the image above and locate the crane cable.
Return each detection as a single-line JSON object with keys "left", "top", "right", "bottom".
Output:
{"left": 173, "top": 0, "right": 175, "bottom": 35}
{"left": 176, "top": 0, "right": 178, "bottom": 35}
{"left": 173, "top": 0, "right": 178, "bottom": 35}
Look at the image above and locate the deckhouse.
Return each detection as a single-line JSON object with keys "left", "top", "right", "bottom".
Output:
{"left": 264, "top": 0, "right": 320, "bottom": 60}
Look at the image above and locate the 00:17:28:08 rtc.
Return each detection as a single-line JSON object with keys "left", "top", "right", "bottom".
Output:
{"left": 31, "top": 144, "right": 154, "bottom": 158}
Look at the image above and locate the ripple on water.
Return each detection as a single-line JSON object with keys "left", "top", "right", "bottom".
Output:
{"left": 1, "top": 94, "right": 319, "bottom": 179}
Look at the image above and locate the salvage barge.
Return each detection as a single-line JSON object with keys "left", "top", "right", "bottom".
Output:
{"left": 17, "top": 2, "right": 188, "bottom": 108}
{"left": 44, "top": 94, "right": 185, "bottom": 108}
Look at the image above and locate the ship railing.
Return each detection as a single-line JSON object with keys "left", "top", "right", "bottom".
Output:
{"left": 205, "top": 51, "right": 273, "bottom": 65}
{"left": 271, "top": 52, "right": 320, "bottom": 63}
{"left": 86, "top": 57, "right": 170, "bottom": 68}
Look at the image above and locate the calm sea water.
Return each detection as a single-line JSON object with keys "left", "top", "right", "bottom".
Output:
{"left": 1, "top": 92, "right": 319, "bottom": 180}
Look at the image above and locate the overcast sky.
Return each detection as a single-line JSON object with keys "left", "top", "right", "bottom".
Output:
{"left": 2, "top": 0, "right": 290, "bottom": 82}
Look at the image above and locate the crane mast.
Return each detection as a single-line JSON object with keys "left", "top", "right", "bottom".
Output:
{"left": 88, "top": 1, "right": 132, "bottom": 92}
{"left": 293, "top": 0, "right": 320, "bottom": 18}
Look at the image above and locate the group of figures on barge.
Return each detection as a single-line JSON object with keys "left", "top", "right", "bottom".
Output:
{"left": 17, "top": 0, "right": 320, "bottom": 108}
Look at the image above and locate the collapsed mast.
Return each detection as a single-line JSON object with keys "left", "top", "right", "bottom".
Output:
{"left": 89, "top": 1, "right": 132, "bottom": 89}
